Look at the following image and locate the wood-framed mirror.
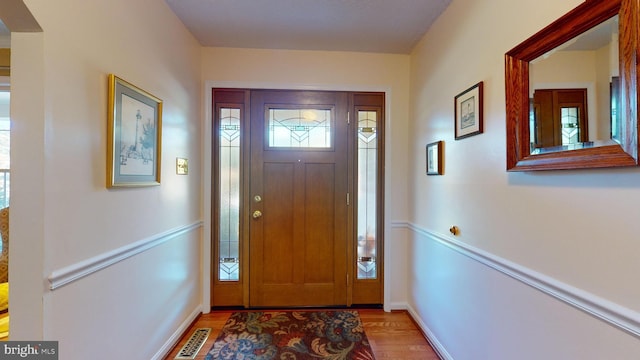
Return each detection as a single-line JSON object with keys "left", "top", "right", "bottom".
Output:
{"left": 505, "top": 0, "right": 638, "bottom": 171}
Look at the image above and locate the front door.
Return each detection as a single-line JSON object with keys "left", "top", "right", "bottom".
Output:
{"left": 248, "top": 90, "right": 349, "bottom": 307}
{"left": 211, "top": 88, "right": 384, "bottom": 308}
{"left": 532, "top": 88, "right": 589, "bottom": 148}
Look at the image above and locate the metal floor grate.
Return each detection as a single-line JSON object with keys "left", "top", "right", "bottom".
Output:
{"left": 174, "top": 328, "right": 212, "bottom": 359}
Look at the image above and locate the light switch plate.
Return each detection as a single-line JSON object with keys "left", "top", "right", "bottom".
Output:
{"left": 176, "top": 157, "right": 188, "bottom": 175}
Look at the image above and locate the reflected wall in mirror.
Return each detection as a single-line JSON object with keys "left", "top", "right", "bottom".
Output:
{"left": 505, "top": 0, "right": 639, "bottom": 171}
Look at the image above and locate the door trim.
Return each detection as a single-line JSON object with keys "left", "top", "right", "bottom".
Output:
{"left": 203, "top": 80, "right": 393, "bottom": 313}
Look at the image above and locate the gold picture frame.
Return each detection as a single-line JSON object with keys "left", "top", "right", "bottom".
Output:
{"left": 107, "top": 74, "right": 162, "bottom": 187}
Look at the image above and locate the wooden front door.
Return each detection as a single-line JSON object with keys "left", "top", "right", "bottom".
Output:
{"left": 248, "top": 90, "right": 349, "bottom": 307}
{"left": 532, "top": 88, "right": 589, "bottom": 148}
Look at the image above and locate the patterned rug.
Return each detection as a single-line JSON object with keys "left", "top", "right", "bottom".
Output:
{"left": 205, "top": 310, "right": 375, "bottom": 360}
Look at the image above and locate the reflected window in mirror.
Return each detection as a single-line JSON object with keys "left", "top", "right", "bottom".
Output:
{"left": 528, "top": 15, "right": 618, "bottom": 154}
{"left": 505, "top": 0, "right": 639, "bottom": 171}
{"left": 610, "top": 75, "right": 621, "bottom": 142}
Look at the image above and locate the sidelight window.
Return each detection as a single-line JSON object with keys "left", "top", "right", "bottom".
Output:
{"left": 218, "top": 107, "right": 241, "bottom": 281}
{"left": 356, "top": 110, "right": 377, "bottom": 279}
{"left": 561, "top": 107, "right": 580, "bottom": 145}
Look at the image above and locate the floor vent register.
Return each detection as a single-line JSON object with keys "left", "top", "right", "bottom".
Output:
{"left": 174, "top": 328, "right": 212, "bottom": 360}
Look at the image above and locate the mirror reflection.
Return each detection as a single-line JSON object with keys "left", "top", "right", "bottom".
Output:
{"left": 528, "top": 15, "right": 619, "bottom": 154}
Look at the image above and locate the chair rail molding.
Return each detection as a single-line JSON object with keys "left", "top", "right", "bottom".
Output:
{"left": 48, "top": 221, "right": 203, "bottom": 290}
{"left": 392, "top": 220, "right": 640, "bottom": 339}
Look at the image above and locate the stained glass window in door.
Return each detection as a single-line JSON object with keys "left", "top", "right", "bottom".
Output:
{"left": 357, "top": 110, "right": 377, "bottom": 279}
{"left": 0, "top": 92, "right": 9, "bottom": 209}
{"left": 219, "top": 107, "right": 240, "bottom": 281}
{"left": 561, "top": 107, "right": 580, "bottom": 145}
{"left": 268, "top": 108, "right": 332, "bottom": 148}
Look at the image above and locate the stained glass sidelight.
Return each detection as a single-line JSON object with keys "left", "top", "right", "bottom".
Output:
{"left": 268, "top": 108, "right": 332, "bottom": 148}
{"left": 561, "top": 107, "right": 580, "bottom": 145}
{"left": 529, "top": 100, "right": 537, "bottom": 146}
{"left": 219, "top": 108, "right": 240, "bottom": 281}
{"left": 357, "top": 111, "right": 377, "bottom": 279}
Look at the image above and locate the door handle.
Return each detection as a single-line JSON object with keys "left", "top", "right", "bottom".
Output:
{"left": 252, "top": 210, "right": 263, "bottom": 219}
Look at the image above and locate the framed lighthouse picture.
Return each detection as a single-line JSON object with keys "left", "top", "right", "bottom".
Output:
{"left": 107, "top": 74, "right": 162, "bottom": 188}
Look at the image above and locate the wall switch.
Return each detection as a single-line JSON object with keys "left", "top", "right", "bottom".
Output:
{"left": 176, "top": 157, "right": 188, "bottom": 175}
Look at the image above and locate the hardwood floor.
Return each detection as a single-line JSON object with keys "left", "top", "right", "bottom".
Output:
{"left": 163, "top": 309, "right": 440, "bottom": 359}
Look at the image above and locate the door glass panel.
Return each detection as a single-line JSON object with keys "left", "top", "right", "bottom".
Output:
{"left": 561, "top": 107, "right": 579, "bottom": 145}
{"left": 268, "top": 108, "right": 332, "bottom": 148}
{"left": 0, "top": 91, "right": 10, "bottom": 209}
{"left": 611, "top": 77, "right": 620, "bottom": 141}
{"left": 0, "top": 91, "right": 9, "bottom": 256}
{"left": 530, "top": 100, "right": 537, "bottom": 147}
{"left": 357, "top": 110, "right": 377, "bottom": 279}
{"left": 219, "top": 107, "right": 240, "bottom": 281}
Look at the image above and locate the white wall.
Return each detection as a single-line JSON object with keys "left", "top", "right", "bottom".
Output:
{"left": 201, "top": 47, "right": 412, "bottom": 307}
{"left": 11, "top": 0, "right": 202, "bottom": 358}
{"left": 408, "top": 0, "right": 640, "bottom": 358}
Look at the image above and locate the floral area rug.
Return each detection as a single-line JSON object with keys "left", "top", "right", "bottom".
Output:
{"left": 205, "top": 310, "right": 376, "bottom": 360}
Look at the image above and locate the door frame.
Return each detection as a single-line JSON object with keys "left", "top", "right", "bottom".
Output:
{"left": 202, "top": 81, "right": 393, "bottom": 312}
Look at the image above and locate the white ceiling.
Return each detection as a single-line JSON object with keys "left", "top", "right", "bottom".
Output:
{"left": 164, "top": 0, "right": 452, "bottom": 54}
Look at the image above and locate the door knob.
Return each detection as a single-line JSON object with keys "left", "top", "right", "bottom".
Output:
{"left": 252, "top": 210, "right": 263, "bottom": 219}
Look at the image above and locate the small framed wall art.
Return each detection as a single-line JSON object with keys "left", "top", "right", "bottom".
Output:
{"left": 107, "top": 74, "right": 163, "bottom": 188}
{"left": 426, "top": 141, "right": 443, "bottom": 175}
{"left": 454, "top": 81, "right": 483, "bottom": 140}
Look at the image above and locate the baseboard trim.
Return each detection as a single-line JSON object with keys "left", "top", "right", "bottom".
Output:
{"left": 387, "top": 301, "right": 451, "bottom": 360}
{"left": 152, "top": 304, "right": 204, "bottom": 360}
{"left": 394, "top": 221, "right": 640, "bottom": 339}
{"left": 48, "top": 221, "right": 203, "bottom": 290}
{"left": 404, "top": 303, "right": 453, "bottom": 360}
